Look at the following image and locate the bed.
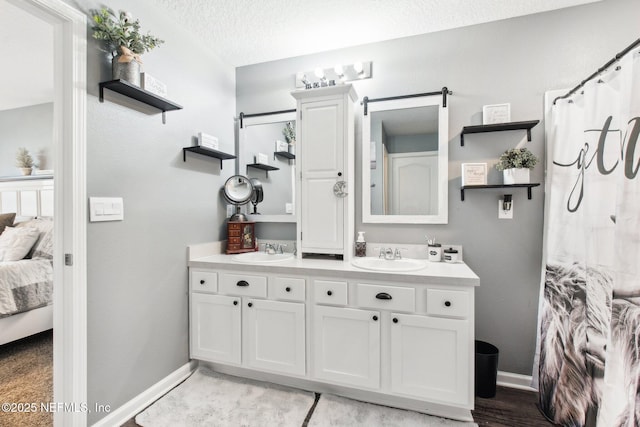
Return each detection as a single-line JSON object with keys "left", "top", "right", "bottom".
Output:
{"left": 0, "top": 176, "right": 54, "bottom": 346}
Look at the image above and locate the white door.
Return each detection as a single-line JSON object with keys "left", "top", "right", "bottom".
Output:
{"left": 388, "top": 152, "right": 438, "bottom": 215}
{"left": 245, "top": 299, "right": 306, "bottom": 376}
{"left": 300, "top": 99, "right": 344, "bottom": 253}
{"left": 390, "top": 313, "right": 470, "bottom": 406}
{"left": 313, "top": 305, "right": 380, "bottom": 389}
{"left": 190, "top": 293, "right": 241, "bottom": 364}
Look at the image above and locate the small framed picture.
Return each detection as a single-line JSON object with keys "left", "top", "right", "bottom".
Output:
{"left": 482, "top": 103, "right": 511, "bottom": 124}
{"left": 275, "top": 140, "right": 288, "bottom": 152}
{"left": 461, "top": 163, "right": 488, "bottom": 186}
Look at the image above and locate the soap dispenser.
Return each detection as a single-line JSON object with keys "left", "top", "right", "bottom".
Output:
{"left": 355, "top": 232, "right": 367, "bottom": 257}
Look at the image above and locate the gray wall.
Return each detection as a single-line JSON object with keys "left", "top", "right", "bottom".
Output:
{"left": 69, "top": 0, "right": 236, "bottom": 423}
{"left": 0, "top": 103, "right": 53, "bottom": 176}
{"left": 236, "top": 0, "right": 640, "bottom": 376}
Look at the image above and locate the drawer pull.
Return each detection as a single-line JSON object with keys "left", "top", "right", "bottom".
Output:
{"left": 327, "top": 290, "right": 333, "bottom": 296}
{"left": 285, "top": 287, "right": 291, "bottom": 292}
{"left": 200, "top": 279, "right": 205, "bottom": 284}
{"left": 372, "top": 315, "right": 378, "bottom": 321}
{"left": 233, "top": 300, "right": 238, "bottom": 306}
{"left": 375, "top": 292, "right": 392, "bottom": 300}
{"left": 248, "top": 302, "right": 253, "bottom": 307}
{"left": 392, "top": 317, "right": 399, "bottom": 324}
{"left": 444, "top": 301, "right": 452, "bottom": 307}
{"left": 236, "top": 280, "right": 250, "bottom": 287}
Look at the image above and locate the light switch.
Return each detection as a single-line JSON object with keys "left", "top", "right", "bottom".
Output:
{"left": 90, "top": 197, "right": 124, "bottom": 222}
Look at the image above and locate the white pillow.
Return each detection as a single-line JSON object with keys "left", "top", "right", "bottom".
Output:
{"left": 0, "top": 226, "right": 41, "bottom": 261}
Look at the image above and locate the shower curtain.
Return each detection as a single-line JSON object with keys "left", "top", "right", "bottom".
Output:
{"left": 537, "top": 50, "right": 640, "bottom": 426}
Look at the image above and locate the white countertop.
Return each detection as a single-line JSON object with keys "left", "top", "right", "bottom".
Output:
{"left": 188, "top": 251, "right": 479, "bottom": 287}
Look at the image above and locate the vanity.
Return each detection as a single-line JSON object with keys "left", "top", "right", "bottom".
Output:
{"left": 189, "top": 84, "right": 477, "bottom": 420}
{"left": 188, "top": 250, "right": 479, "bottom": 421}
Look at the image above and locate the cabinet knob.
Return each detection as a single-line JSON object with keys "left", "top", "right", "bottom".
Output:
{"left": 285, "top": 287, "right": 291, "bottom": 292}
{"left": 372, "top": 315, "right": 378, "bottom": 321}
{"left": 337, "top": 172, "right": 342, "bottom": 177}
{"left": 327, "top": 290, "right": 333, "bottom": 296}
{"left": 233, "top": 300, "right": 238, "bottom": 306}
{"left": 444, "top": 301, "right": 452, "bottom": 307}
{"left": 375, "top": 292, "right": 392, "bottom": 300}
{"left": 200, "top": 279, "right": 205, "bottom": 284}
{"left": 236, "top": 280, "right": 249, "bottom": 287}
{"left": 392, "top": 317, "right": 399, "bottom": 324}
{"left": 248, "top": 302, "right": 253, "bottom": 307}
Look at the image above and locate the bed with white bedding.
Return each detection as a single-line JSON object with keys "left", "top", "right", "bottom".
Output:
{"left": 0, "top": 177, "right": 54, "bottom": 345}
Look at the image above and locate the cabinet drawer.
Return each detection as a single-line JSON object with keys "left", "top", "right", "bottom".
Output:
{"left": 356, "top": 284, "right": 415, "bottom": 313}
{"left": 270, "top": 277, "right": 306, "bottom": 302}
{"left": 219, "top": 273, "right": 267, "bottom": 298}
{"left": 314, "top": 280, "right": 348, "bottom": 306}
{"left": 426, "top": 289, "right": 470, "bottom": 319}
{"left": 190, "top": 270, "right": 217, "bottom": 293}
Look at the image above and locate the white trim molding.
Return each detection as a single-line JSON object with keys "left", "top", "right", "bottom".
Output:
{"left": 497, "top": 370, "right": 536, "bottom": 392}
{"left": 91, "top": 361, "right": 197, "bottom": 427}
{"left": 12, "top": 0, "right": 88, "bottom": 426}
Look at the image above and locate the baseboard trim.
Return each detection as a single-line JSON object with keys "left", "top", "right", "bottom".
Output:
{"left": 496, "top": 371, "right": 536, "bottom": 392}
{"left": 91, "top": 360, "right": 197, "bottom": 427}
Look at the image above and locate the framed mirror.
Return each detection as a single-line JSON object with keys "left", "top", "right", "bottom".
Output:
{"left": 239, "top": 111, "right": 296, "bottom": 222}
{"left": 362, "top": 95, "right": 448, "bottom": 224}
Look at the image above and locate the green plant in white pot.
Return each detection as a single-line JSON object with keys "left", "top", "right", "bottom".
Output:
{"left": 283, "top": 121, "right": 296, "bottom": 154}
{"left": 16, "top": 147, "right": 35, "bottom": 176}
{"left": 495, "top": 147, "right": 539, "bottom": 184}
{"left": 91, "top": 8, "right": 164, "bottom": 86}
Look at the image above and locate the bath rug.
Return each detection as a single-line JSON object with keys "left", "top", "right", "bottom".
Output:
{"left": 135, "top": 367, "right": 315, "bottom": 427}
{"left": 307, "top": 393, "right": 478, "bottom": 427}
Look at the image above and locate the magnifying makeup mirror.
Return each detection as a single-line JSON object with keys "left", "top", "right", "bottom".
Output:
{"left": 223, "top": 175, "right": 253, "bottom": 221}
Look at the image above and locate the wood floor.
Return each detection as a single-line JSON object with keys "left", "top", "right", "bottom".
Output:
{"left": 473, "top": 386, "right": 554, "bottom": 426}
{"left": 124, "top": 385, "right": 553, "bottom": 426}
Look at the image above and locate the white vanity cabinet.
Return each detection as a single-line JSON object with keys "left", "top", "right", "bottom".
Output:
{"left": 188, "top": 256, "right": 478, "bottom": 422}
{"left": 189, "top": 269, "right": 306, "bottom": 376}
{"left": 292, "top": 85, "right": 357, "bottom": 259}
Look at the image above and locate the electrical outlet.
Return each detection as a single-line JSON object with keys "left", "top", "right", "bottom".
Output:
{"left": 285, "top": 203, "right": 293, "bottom": 214}
{"left": 498, "top": 199, "right": 513, "bottom": 219}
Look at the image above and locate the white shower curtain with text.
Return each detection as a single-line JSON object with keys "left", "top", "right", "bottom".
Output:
{"left": 538, "top": 51, "right": 640, "bottom": 426}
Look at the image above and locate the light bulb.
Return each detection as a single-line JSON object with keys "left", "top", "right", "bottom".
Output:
{"left": 334, "top": 64, "right": 344, "bottom": 75}
{"left": 353, "top": 62, "right": 363, "bottom": 74}
{"left": 314, "top": 67, "right": 325, "bottom": 79}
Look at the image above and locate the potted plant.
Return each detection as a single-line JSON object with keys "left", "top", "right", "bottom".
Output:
{"left": 16, "top": 147, "right": 35, "bottom": 176}
{"left": 495, "top": 147, "right": 539, "bottom": 184}
{"left": 283, "top": 121, "right": 296, "bottom": 154}
{"left": 91, "top": 8, "right": 164, "bottom": 86}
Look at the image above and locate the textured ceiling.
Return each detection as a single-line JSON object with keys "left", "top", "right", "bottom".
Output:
{"left": 149, "top": 0, "right": 600, "bottom": 67}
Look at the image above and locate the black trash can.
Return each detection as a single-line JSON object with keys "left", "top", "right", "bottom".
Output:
{"left": 475, "top": 340, "right": 499, "bottom": 398}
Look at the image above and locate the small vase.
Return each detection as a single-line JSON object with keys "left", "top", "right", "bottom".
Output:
{"left": 288, "top": 143, "right": 295, "bottom": 155}
{"left": 20, "top": 167, "right": 33, "bottom": 176}
{"left": 112, "top": 46, "right": 141, "bottom": 86}
{"left": 503, "top": 168, "right": 530, "bottom": 185}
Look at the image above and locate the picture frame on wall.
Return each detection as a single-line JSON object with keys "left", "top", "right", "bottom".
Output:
{"left": 482, "top": 103, "right": 511, "bottom": 124}
{"left": 461, "top": 163, "right": 488, "bottom": 186}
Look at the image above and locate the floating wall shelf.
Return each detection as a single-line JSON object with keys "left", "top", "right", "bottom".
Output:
{"left": 183, "top": 146, "right": 236, "bottom": 169}
{"left": 99, "top": 79, "right": 183, "bottom": 124}
{"left": 274, "top": 151, "right": 295, "bottom": 160}
{"left": 246, "top": 163, "right": 279, "bottom": 177}
{"left": 460, "top": 120, "right": 539, "bottom": 146}
{"left": 460, "top": 183, "right": 541, "bottom": 201}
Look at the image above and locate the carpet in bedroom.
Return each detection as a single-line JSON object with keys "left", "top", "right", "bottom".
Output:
{"left": 0, "top": 330, "right": 53, "bottom": 427}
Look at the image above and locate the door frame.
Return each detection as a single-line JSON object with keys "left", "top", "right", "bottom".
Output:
{"left": 10, "top": 0, "right": 88, "bottom": 425}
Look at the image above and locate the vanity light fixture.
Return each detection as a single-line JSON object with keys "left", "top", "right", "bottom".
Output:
{"left": 295, "top": 61, "right": 372, "bottom": 88}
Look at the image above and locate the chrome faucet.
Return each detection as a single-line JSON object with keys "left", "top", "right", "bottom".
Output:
{"left": 384, "top": 248, "right": 394, "bottom": 260}
{"left": 262, "top": 243, "right": 276, "bottom": 254}
{"left": 394, "top": 248, "right": 403, "bottom": 259}
{"left": 378, "top": 247, "right": 402, "bottom": 260}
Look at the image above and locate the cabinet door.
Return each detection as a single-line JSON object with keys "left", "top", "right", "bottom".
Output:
{"left": 245, "top": 299, "right": 306, "bottom": 376}
{"left": 313, "top": 305, "right": 380, "bottom": 389}
{"left": 190, "top": 293, "right": 241, "bottom": 364}
{"left": 300, "top": 99, "right": 344, "bottom": 252}
{"left": 390, "top": 313, "right": 470, "bottom": 406}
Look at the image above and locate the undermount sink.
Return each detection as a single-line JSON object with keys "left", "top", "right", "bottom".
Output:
{"left": 350, "top": 257, "right": 427, "bottom": 272}
{"left": 232, "top": 252, "right": 294, "bottom": 263}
